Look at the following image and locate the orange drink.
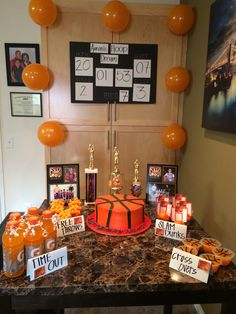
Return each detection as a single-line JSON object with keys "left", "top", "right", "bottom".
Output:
{"left": 42, "top": 210, "right": 57, "bottom": 253}
{"left": 24, "top": 216, "right": 44, "bottom": 262}
{"left": 2, "top": 220, "right": 25, "bottom": 278}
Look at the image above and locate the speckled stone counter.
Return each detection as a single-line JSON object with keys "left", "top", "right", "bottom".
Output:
{"left": 0, "top": 205, "right": 236, "bottom": 313}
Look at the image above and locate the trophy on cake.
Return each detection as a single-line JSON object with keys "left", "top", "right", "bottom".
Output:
{"left": 130, "top": 159, "right": 142, "bottom": 197}
{"left": 109, "top": 146, "right": 122, "bottom": 194}
{"left": 85, "top": 144, "right": 98, "bottom": 205}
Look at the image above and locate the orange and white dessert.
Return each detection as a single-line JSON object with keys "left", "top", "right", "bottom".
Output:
{"left": 212, "top": 247, "right": 235, "bottom": 266}
{"left": 200, "top": 237, "right": 221, "bottom": 254}
{"left": 178, "top": 245, "right": 198, "bottom": 255}
{"left": 199, "top": 253, "right": 221, "bottom": 273}
{"left": 182, "top": 238, "right": 202, "bottom": 253}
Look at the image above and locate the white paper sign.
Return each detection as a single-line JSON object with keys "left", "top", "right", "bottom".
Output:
{"left": 75, "top": 57, "right": 93, "bottom": 76}
{"left": 155, "top": 219, "right": 187, "bottom": 241}
{"left": 100, "top": 54, "right": 119, "bottom": 64}
{"left": 27, "top": 247, "right": 68, "bottom": 281}
{"left": 115, "top": 69, "right": 133, "bottom": 87}
{"left": 95, "top": 68, "right": 114, "bottom": 87}
{"left": 119, "top": 90, "right": 129, "bottom": 102}
{"left": 75, "top": 82, "right": 93, "bottom": 101}
{"left": 56, "top": 215, "right": 85, "bottom": 237}
{"left": 90, "top": 43, "right": 109, "bottom": 54}
{"left": 133, "top": 59, "right": 151, "bottom": 78}
{"left": 110, "top": 44, "right": 129, "bottom": 55}
{"left": 169, "top": 248, "right": 211, "bottom": 283}
{"left": 133, "top": 84, "right": 150, "bottom": 102}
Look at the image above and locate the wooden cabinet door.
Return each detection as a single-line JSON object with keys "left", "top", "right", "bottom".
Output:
{"left": 111, "top": 126, "right": 175, "bottom": 199}
{"left": 112, "top": 5, "right": 187, "bottom": 127}
{"left": 42, "top": 6, "right": 113, "bottom": 126}
{"left": 49, "top": 126, "right": 111, "bottom": 199}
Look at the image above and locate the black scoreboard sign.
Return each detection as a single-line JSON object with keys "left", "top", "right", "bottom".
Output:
{"left": 70, "top": 42, "right": 158, "bottom": 104}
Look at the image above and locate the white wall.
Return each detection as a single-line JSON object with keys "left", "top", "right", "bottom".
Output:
{"left": 0, "top": 0, "right": 46, "bottom": 218}
{"left": 0, "top": 0, "right": 179, "bottom": 220}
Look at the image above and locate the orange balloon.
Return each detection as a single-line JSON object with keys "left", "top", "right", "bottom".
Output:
{"left": 165, "top": 66, "right": 190, "bottom": 93}
{"left": 22, "top": 64, "right": 50, "bottom": 90}
{"left": 102, "top": 0, "right": 130, "bottom": 33}
{"left": 38, "top": 121, "right": 65, "bottom": 147}
{"left": 29, "top": 0, "right": 57, "bottom": 27}
{"left": 168, "top": 4, "right": 195, "bottom": 35}
{"left": 162, "top": 123, "right": 186, "bottom": 150}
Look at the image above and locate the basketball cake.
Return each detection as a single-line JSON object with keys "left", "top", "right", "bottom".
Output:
{"left": 86, "top": 194, "right": 151, "bottom": 236}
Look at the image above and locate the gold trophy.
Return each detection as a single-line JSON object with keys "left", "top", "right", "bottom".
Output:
{"left": 110, "top": 146, "right": 122, "bottom": 194}
{"left": 130, "top": 159, "right": 142, "bottom": 197}
{"left": 85, "top": 144, "right": 98, "bottom": 205}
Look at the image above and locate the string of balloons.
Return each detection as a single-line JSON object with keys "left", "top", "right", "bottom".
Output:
{"left": 26, "top": 0, "right": 195, "bottom": 150}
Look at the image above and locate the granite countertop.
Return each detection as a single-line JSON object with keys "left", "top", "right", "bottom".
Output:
{"left": 1, "top": 205, "right": 236, "bottom": 297}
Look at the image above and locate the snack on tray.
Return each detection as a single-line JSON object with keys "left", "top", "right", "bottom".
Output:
{"left": 212, "top": 247, "right": 235, "bottom": 266}
{"left": 177, "top": 245, "right": 198, "bottom": 255}
{"left": 199, "top": 253, "right": 222, "bottom": 273}
{"left": 49, "top": 198, "right": 82, "bottom": 219}
{"left": 182, "top": 238, "right": 202, "bottom": 253}
{"left": 200, "top": 237, "right": 221, "bottom": 254}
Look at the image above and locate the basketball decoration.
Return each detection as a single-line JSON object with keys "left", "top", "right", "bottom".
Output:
{"left": 162, "top": 123, "right": 186, "bottom": 150}
{"left": 29, "top": 0, "right": 57, "bottom": 27}
{"left": 102, "top": 0, "right": 130, "bottom": 33}
{"left": 22, "top": 64, "right": 50, "bottom": 90}
{"left": 38, "top": 121, "right": 66, "bottom": 147}
{"left": 168, "top": 4, "right": 195, "bottom": 35}
{"left": 165, "top": 66, "right": 190, "bottom": 93}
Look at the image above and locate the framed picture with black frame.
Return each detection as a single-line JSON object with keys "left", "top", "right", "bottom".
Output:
{"left": 146, "top": 164, "right": 178, "bottom": 204}
{"left": 10, "top": 92, "right": 42, "bottom": 117}
{"left": 5, "top": 43, "right": 40, "bottom": 86}
{"left": 47, "top": 164, "right": 80, "bottom": 204}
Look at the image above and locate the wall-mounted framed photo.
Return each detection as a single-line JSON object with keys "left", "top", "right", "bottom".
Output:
{"left": 10, "top": 92, "right": 42, "bottom": 117}
{"left": 146, "top": 164, "right": 178, "bottom": 204}
{"left": 5, "top": 43, "right": 40, "bottom": 86}
{"left": 47, "top": 164, "right": 80, "bottom": 203}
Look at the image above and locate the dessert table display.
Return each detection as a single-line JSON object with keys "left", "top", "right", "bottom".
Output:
{"left": 0, "top": 202, "right": 236, "bottom": 314}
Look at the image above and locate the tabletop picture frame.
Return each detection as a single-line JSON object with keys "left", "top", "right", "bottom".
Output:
{"left": 5, "top": 43, "right": 40, "bottom": 86}
{"left": 10, "top": 92, "right": 42, "bottom": 117}
{"left": 146, "top": 163, "right": 178, "bottom": 204}
{"left": 47, "top": 163, "right": 80, "bottom": 203}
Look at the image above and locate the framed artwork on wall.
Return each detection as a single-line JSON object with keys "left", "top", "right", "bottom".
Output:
{"left": 47, "top": 164, "right": 80, "bottom": 203}
{"left": 202, "top": 0, "right": 236, "bottom": 133}
{"left": 10, "top": 92, "right": 42, "bottom": 117}
{"left": 5, "top": 43, "right": 40, "bottom": 86}
{"left": 146, "top": 164, "right": 178, "bottom": 204}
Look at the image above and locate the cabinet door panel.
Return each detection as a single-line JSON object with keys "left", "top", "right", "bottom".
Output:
{"left": 113, "top": 14, "right": 186, "bottom": 126}
{"left": 113, "top": 127, "right": 175, "bottom": 199}
{"left": 50, "top": 126, "right": 111, "bottom": 198}
{"left": 43, "top": 12, "right": 112, "bottom": 125}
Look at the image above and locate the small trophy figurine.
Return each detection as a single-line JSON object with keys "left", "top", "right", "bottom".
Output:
{"left": 85, "top": 144, "right": 98, "bottom": 205}
{"left": 110, "top": 146, "right": 122, "bottom": 194}
{"left": 131, "top": 159, "right": 142, "bottom": 197}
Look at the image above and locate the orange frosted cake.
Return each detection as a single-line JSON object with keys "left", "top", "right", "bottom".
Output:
{"left": 95, "top": 194, "right": 145, "bottom": 230}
